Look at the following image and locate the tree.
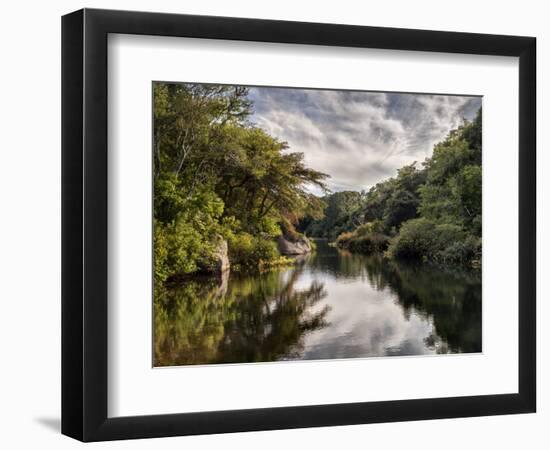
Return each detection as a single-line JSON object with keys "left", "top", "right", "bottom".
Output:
{"left": 153, "top": 82, "right": 330, "bottom": 282}
{"left": 301, "top": 191, "right": 365, "bottom": 239}
{"left": 382, "top": 163, "right": 426, "bottom": 230}
{"left": 335, "top": 107, "right": 482, "bottom": 268}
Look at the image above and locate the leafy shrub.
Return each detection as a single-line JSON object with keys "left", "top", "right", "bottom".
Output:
{"left": 153, "top": 188, "right": 230, "bottom": 283}
{"left": 154, "top": 217, "right": 222, "bottom": 283}
{"left": 251, "top": 237, "right": 280, "bottom": 265}
{"left": 348, "top": 233, "right": 389, "bottom": 253}
{"left": 335, "top": 222, "right": 389, "bottom": 254}
{"left": 354, "top": 220, "right": 385, "bottom": 236}
{"left": 154, "top": 221, "right": 170, "bottom": 283}
{"left": 438, "top": 235, "right": 481, "bottom": 265}
{"left": 386, "top": 218, "right": 436, "bottom": 260}
{"left": 227, "top": 232, "right": 279, "bottom": 271}
{"left": 335, "top": 231, "right": 354, "bottom": 248}
{"left": 386, "top": 218, "right": 480, "bottom": 266}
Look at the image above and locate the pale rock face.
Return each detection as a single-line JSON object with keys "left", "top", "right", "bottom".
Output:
{"left": 213, "top": 237, "right": 230, "bottom": 273}
{"left": 277, "top": 235, "right": 312, "bottom": 255}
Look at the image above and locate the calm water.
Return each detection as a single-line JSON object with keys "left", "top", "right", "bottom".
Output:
{"left": 154, "top": 239, "right": 481, "bottom": 366}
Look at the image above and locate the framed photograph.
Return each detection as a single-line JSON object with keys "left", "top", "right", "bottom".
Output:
{"left": 62, "top": 8, "right": 536, "bottom": 441}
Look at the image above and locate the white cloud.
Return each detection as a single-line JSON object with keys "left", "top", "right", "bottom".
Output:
{"left": 249, "top": 87, "right": 481, "bottom": 192}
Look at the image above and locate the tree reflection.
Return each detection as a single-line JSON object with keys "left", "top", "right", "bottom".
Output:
{"left": 154, "top": 267, "right": 329, "bottom": 366}
{"left": 155, "top": 240, "right": 482, "bottom": 366}
{"left": 362, "top": 255, "right": 482, "bottom": 354}
{"left": 307, "top": 239, "right": 373, "bottom": 280}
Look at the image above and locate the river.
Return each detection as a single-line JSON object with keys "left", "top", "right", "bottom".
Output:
{"left": 154, "top": 239, "right": 481, "bottom": 366}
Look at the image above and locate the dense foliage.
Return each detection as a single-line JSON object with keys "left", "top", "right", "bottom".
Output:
{"left": 387, "top": 109, "right": 482, "bottom": 266}
{"left": 153, "top": 83, "right": 328, "bottom": 284}
{"left": 299, "top": 191, "right": 366, "bottom": 240}
{"left": 335, "top": 222, "right": 389, "bottom": 254}
{"left": 302, "top": 162, "right": 428, "bottom": 242}
{"left": 304, "top": 109, "right": 482, "bottom": 267}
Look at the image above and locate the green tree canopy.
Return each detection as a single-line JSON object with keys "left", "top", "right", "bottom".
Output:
{"left": 153, "top": 83, "right": 329, "bottom": 282}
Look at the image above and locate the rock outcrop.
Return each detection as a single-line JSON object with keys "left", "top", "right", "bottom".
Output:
{"left": 277, "top": 234, "right": 312, "bottom": 255}
{"left": 212, "top": 236, "right": 230, "bottom": 274}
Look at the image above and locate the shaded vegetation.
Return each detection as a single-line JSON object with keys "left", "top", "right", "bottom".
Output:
{"left": 300, "top": 191, "right": 366, "bottom": 240}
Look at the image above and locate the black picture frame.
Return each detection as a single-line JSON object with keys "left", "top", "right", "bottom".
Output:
{"left": 61, "top": 8, "right": 536, "bottom": 442}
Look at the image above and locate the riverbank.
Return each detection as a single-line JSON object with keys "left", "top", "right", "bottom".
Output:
{"left": 325, "top": 219, "right": 481, "bottom": 269}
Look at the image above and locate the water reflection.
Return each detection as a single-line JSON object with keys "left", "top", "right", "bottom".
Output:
{"left": 154, "top": 239, "right": 481, "bottom": 366}
{"left": 154, "top": 267, "right": 330, "bottom": 366}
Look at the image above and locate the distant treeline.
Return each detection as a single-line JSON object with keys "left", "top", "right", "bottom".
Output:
{"left": 300, "top": 108, "right": 482, "bottom": 267}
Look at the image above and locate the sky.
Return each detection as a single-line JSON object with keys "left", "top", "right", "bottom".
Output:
{"left": 248, "top": 87, "right": 481, "bottom": 194}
